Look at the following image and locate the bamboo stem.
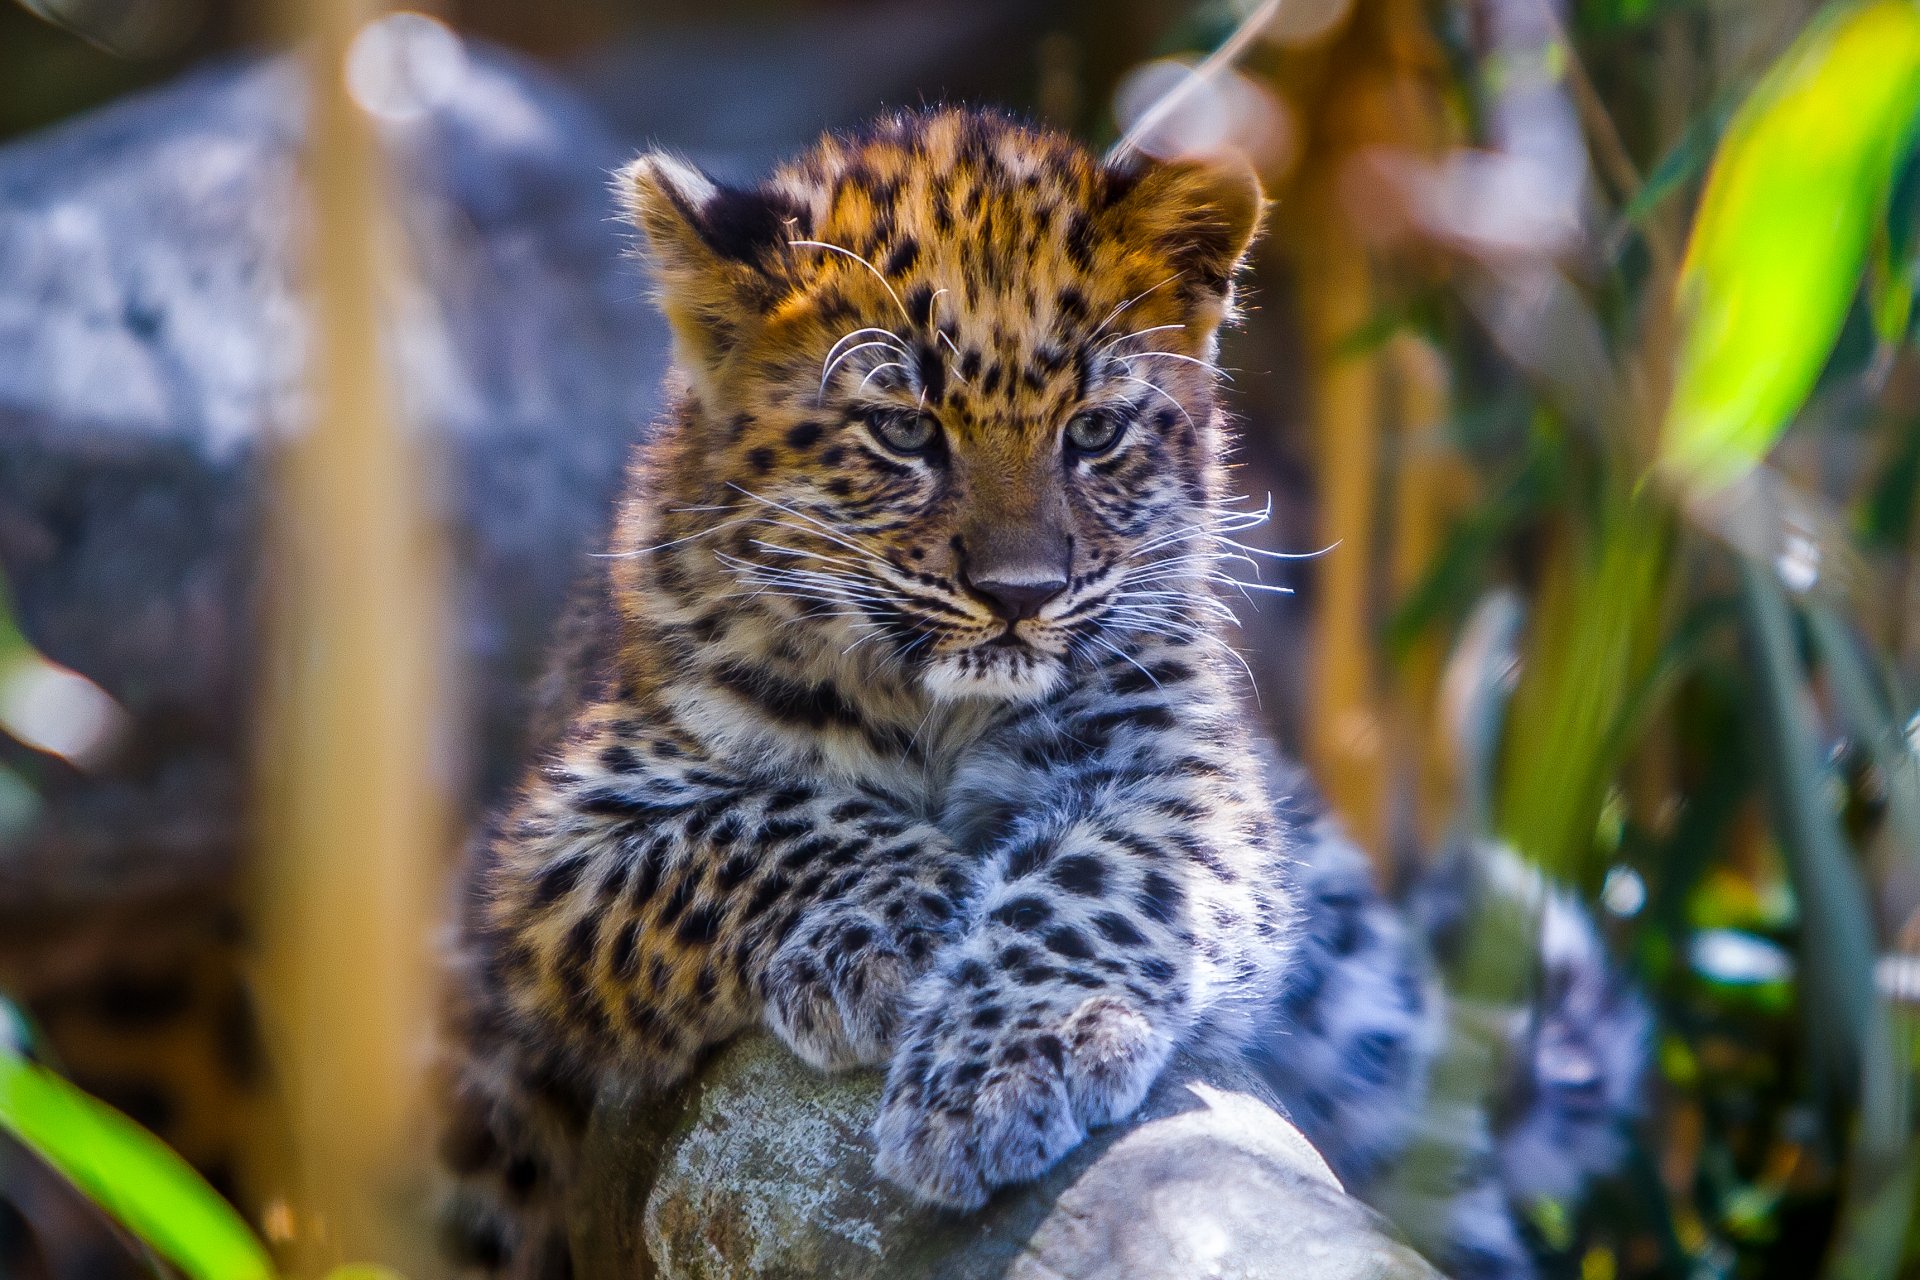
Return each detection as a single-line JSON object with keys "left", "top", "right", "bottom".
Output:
{"left": 250, "top": 2, "right": 449, "bottom": 1272}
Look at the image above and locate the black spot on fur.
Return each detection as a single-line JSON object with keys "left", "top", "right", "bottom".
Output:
{"left": 1064, "top": 212, "right": 1095, "bottom": 270}
{"left": 742, "top": 874, "right": 791, "bottom": 923}
{"left": 1048, "top": 854, "right": 1107, "bottom": 896}
{"left": 714, "top": 852, "right": 756, "bottom": 890}
{"left": 1032, "top": 1034, "right": 1066, "bottom": 1071}
{"left": 675, "top": 903, "right": 723, "bottom": 947}
{"left": 1004, "top": 837, "right": 1047, "bottom": 881}
{"left": 1044, "top": 927, "right": 1095, "bottom": 960}
{"left": 905, "top": 284, "right": 936, "bottom": 328}
{"left": 1137, "top": 869, "right": 1182, "bottom": 924}
{"left": 657, "top": 874, "right": 697, "bottom": 928}
{"left": 991, "top": 896, "right": 1054, "bottom": 930}
{"left": 885, "top": 238, "right": 921, "bottom": 276}
{"left": 711, "top": 661, "right": 868, "bottom": 734}
{"left": 533, "top": 856, "right": 589, "bottom": 908}
{"left": 609, "top": 920, "right": 641, "bottom": 981}
{"left": 1093, "top": 912, "right": 1146, "bottom": 947}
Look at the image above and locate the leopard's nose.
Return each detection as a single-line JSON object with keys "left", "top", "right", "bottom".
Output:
{"left": 963, "top": 570, "right": 1068, "bottom": 622}
{"left": 957, "top": 519, "right": 1072, "bottom": 623}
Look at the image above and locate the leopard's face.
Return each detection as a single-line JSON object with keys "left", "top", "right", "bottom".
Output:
{"left": 622, "top": 111, "right": 1262, "bottom": 703}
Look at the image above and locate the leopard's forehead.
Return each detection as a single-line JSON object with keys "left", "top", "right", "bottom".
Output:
{"left": 748, "top": 111, "right": 1193, "bottom": 429}
{"left": 769, "top": 109, "right": 1103, "bottom": 257}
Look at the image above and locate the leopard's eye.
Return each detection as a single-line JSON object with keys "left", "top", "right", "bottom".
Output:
{"left": 1065, "top": 410, "right": 1125, "bottom": 456}
{"left": 865, "top": 408, "right": 939, "bottom": 455}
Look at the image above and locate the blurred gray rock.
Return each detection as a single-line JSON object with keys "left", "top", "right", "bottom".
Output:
{"left": 0, "top": 42, "right": 667, "bottom": 910}
{"left": 576, "top": 1034, "right": 1443, "bottom": 1280}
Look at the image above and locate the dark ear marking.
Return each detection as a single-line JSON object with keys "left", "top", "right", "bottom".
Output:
{"left": 699, "top": 184, "right": 808, "bottom": 267}
{"left": 619, "top": 152, "right": 809, "bottom": 375}
{"left": 626, "top": 152, "right": 805, "bottom": 270}
{"left": 1097, "top": 153, "right": 1149, "bottom": 210}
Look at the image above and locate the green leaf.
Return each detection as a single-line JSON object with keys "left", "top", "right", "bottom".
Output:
{"left": 1661, "top": 0, "right": 1920, "bottom": 495}
{"left": 0, "top": 1023, "right": 276, "bottom": 1280}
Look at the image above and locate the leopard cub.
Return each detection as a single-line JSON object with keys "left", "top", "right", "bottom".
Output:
{"left": 441, "top": 107, "right": 1295, "bottom": 1276}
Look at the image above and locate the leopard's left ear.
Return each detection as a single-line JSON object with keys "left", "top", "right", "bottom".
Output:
{"left": 1099, "top": 151, "right": 1265, "bottom": 312}
{"left": 618, "top": 152, "right": 805, "bottom": 379}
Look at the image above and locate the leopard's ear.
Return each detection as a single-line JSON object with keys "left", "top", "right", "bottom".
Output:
{"left": 618, "top": 152, "right": 805, "bottom": 379}
{"left": 1099, "top": 151, "right": 1265, "bottom": 320}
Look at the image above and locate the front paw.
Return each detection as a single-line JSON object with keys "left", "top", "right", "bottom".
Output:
{"left": 873, "top": 993, "right": 1168, "bottom": 1208}
{"left": 763, "top": 909, "right": 932, "bottom": 1070}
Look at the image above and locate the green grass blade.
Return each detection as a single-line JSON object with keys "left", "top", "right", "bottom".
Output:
{"left": 1738, "top": 569, "right": 1913, "bottom": 1277}
{"left": 1497, "top": 490, "right": 1672, "bottom": 884}
{"left": 1662, "top": 0, "right": 1920, "bottom": 495}
{"left": 0, "top": 1031, "right": 276, "bottom": 1280}
{"left": 1740, "top": 567, "right": 1879, "bottom": 1089}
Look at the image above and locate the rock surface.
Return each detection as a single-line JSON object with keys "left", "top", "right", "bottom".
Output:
{"left": 576, "top": 1034, "right": 1444, "bottom": 1280}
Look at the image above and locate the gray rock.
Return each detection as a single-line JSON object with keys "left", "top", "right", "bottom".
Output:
{"left": 0, "top": 42, "right": 667, "bottom": 909}
{"left": 576, "top": 1034, "right": 1444, "bottom": 1280}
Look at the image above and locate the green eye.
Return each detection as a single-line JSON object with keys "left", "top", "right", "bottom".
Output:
{"left": 866, "top": 409, "right": 939, "bottom": 455}
{"left": 1065, "top": 410, "right": 1124, "bottom": 455}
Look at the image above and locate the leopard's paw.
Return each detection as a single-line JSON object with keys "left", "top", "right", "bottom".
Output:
{"left": 872, "top": 991, "right": 1168, "bottom": 1207}
{"left": 763, "top": 909, "right": 926, "bottom": 1070}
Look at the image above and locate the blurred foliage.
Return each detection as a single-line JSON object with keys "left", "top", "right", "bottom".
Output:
{"left": 1662, "top": 0, "right": 1920, "bottom": 493}
{"left": 1280, "top": 0, "right": 1920, "bottom": 1273}
{"left": 0, "top": 999, "right": 275, "bottom": 1280}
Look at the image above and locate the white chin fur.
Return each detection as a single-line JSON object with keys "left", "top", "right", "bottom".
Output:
{"left": 922, "top": 649, "right": 1064, "bottom": 703}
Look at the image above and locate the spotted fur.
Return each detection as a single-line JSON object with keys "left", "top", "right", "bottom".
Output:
{"left": 440, "top": 107, "right": 1642, "bottom": 1279}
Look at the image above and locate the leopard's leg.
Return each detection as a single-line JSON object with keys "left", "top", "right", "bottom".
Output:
{"left": 441, "top": 706, "right": 973, "bottom": 1273}
{"left": 876, "top": 651, "right": 1298, "bottom": 1208}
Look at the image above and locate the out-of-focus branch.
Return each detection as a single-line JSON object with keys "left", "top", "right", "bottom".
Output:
{"left": 251, "top": 0, "right": 448, "bottom": 1272}
{"left": 1274, "top": 0, "right": 1458, "bottom": 861}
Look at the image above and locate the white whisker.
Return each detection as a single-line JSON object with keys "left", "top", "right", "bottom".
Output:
{"left": 1097, "top": 323, "right": 1185, "bottom": 354}
{"left": 858, "top": 361, "right": 912, "bottom": 393}
{"left": 592, "top": 511, "right": 754, "bottom": 559}
{"left": 1091, "top": 276, "right": 1180, "bottom": 340}
{"left": 727, "top": 485, "right": 897, "bottom": 572}
{"left": 1118, "top": 350, "right": 1232, "bottom": 382}
{"left": 820, "top": 339, "right": 911, "bottom": 400}
{"left": 1084, "top": 632, "right": 1162, "bottom": 690}
{"left": 1115, "top": 376, "right": 1194, "bottom": 431}
{"left": 789, "top": 239, "right": 913, "bottom": 327}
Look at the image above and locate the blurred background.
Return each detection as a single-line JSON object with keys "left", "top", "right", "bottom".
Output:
{"left": 0, "top": 0, "right": 1916, "bottom": 1276}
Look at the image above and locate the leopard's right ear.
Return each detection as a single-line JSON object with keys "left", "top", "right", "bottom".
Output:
{"left": 618, "top": 152, "right": 805, "bottom": 377}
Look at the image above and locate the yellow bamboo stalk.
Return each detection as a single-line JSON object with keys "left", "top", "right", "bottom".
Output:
{"left": 1274, "top": 0, "right": 1454, "bottom": 861}
{"left": 250, "top": 0, "right": 448, "bottom": 1272}
{"left": 1294, "top": 229, "right": 1389, "bottom": 855}
{"left": 1385, "top": 333, "right": 1466, "bottom": 848}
